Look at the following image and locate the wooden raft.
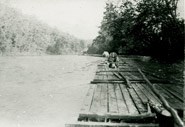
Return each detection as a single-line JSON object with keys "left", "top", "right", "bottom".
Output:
{"left": 66, "top": 59, "right": 183, "bottom": 127}
{"left": 96, "top": 62, "right": 183, "bottom": 115}
{"left": 68, "top": 62, "right": 161, "bottom": 127}
{"left": 79, "top": 83, "right": 160, "bottom": 122}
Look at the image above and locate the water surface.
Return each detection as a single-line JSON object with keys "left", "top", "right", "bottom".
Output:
{"left": 0, "top": 55, "right": 103, "bottom": 127}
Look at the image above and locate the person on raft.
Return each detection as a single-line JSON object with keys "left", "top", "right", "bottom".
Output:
{"left": 108, "top": 52, "right": 119, "bottom": 68}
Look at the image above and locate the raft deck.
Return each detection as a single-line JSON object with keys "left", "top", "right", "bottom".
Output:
{"left": 66, "top": 58, "right": 183, "bottom": 127}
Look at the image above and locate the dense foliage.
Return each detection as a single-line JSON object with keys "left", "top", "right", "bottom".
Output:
{"left": 0, "top": 3, "right": 87, "bottom": 55}
{"left": 88, "top": 0, "right": 184, "bottom": 62}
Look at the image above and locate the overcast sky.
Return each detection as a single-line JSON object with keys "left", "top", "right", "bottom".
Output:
{"left": 1, "top": 0, "right": 184, "bottom": 40}
{"left": 6, "top": 0, "right": 107, "bottom": 40}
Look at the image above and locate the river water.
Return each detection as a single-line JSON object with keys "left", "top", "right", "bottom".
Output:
{"left": 0, "top": 55, "right": 103, "bottom": 127}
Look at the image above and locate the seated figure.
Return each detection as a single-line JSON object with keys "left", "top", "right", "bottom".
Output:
{"left": 108, "top": 52, "right": 119, "bottom": 68}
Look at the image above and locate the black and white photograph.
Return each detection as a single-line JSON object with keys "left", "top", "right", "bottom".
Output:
{"left": 0, "top": 0, "right": 184, "bottom": 127}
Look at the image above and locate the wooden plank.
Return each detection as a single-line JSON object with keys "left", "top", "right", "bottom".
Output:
{"left": 93, "top": 79, "right": 123, "bottom": 81}
{"left": 114, "top": 83, "right": 129, "bottom": 114}
{"left": 97, "top": 72, "right": 115, "bottom": 76}
{"left": 123, "top": 72, "right": 132, "bottom": 80}
{"left": 127, "top": 72, "right": 140, "bottom": 80}
{"left": 78, "top": 112, "right": 156, "bottom": 122}
{"left": 99, "top": 84, "right": 108, "bottom": 114}
{"left": 97, "top": 67, "right": 106, "bottom": 72}
{"left": 129, "top": 79, "right": 170, "bottom": 84}
{"left": 117, "top": 71, "right": 132, "bottom": 89}
{"left": 106, "top": 71, "right": 110, "bottom": 81}
{"left": 119, "top": 84, "right": 139, "bottom": 114}
{"left": 118, "top": 65, "right": 129, "bottom": 68}
{"left": 80, "top": 84, "right": 96, "bottom": 113}
{"left": 108, "top": 84, "right": 118, "bottom": 113}
{"left": 145, "top": 75, "right": 161, "bottom": 82}
{"left": 120, "top": 72, "right": 132, "bottom": 80}
{"left": 132, "top": 73, "right": 143, "bottom": 80}
{"left": 136, "top": 83, "right": 161, "bottom": 105}
{"left": 102, "top": 71, "right": 106, "bottom": 80}
{"left": 95, "top": 72, "right": 120, "bottom": 81}
{"left": 124, "top": 76, "right": 132, "bottom": 88}
{"left": 113, "top": 73, "right": 120, "bottom": 80}
{"left": 66, "top": 121, "right": 159, "bottom": 127}
{"left": 130, "top": 83, "right": 148, "bottom": 105}
{"left": 91, "top": 80, "right": 125, "bottom": 84}
{"left": 164, "top": 84, "right": 183, "bottom": 97}
{"left": 155, "top": 84, "right": 183, "bottom": 110}
{"left": 97, "top": 70, "right": 139, "bottom": 73}
{"left": 119, "top": 67, "right": 137, "bottom": 70}
{"left": 103, "top": 66, "right": 108, "bottom": 80}
{"left": 141, "top": 70, "right": 170, "bottom": 83}
{"left": 95, "top": 72, "right": 107, "bottom": 75}
{"left": 96, "top": 72, "right": 120, "bottom": 81}
{"left": 138, "top": 69, "right": 184, "bottom": 127}
{"left": 158, "top": 84, "right": 183, "bottom": 102}
{"left": 113, "top": 72, "right": 123, "bottom": 79}
{"left": 127, "top": 87, "right": 147, "bottom": 114}
{"left": 90, "top": 84, "right": 102, "bottom": 113}
{"left": 94, "top": 74, "right": 101, "bottom": 80}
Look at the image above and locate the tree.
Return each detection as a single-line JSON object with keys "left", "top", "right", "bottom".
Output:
{"left": 0, "top": 3, "right": 88, "bottom": 55}
{"left": 88, "top": 0, "right": 184, "bottom": 62}
{"left": 132, "top": 0, "right": 184, "bottom": 61}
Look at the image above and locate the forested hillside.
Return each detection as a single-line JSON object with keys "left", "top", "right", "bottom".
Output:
{"left": 0, "top": 3, "right": 87, "bottom": 55}
{"left": 88, "top": 0, "right": 184, "bottom": 62}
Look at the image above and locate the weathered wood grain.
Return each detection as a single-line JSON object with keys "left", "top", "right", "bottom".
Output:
{"left": 108, "top": 84, "right": 118, "bottom": 113}
{"left": 76, "top": 58, "right": 183, "bottom": 127}
{"left": 137, "top": 83, "right": 161, "bottom": 104}
{"left": 127, "top": 72, "right": 140, "bottom": 80}
{"left": 124, "top": 76, "right": 132, "bottom": 88}
{"left": 94, "top": 74, "right": 101, "bottom": 80}
{"left": 91, "top": 80, "right": 125, "bottom": 84}
{"left": 158, "top": 84, "right": 183, "bottom": 102}
{"left": 80, "top": 84, "right": 96, "bottom": 113}
{"left": 97, "top": 70, "right": 139, "bottom": 72}
{"left": 131, "top": 83, "right": 148, "bottom": 104}
{"left": 78, "top": 112, "right": 156, "bottom": 122}
{"left": 138, "top": 69, "right": 184, "bottom": 127}
{"left": 113, "top": 72, "right": 123, "bottom": 79}
{"left": 99, "top": 84, "right": 108, "bottom": 114}
{"left": 155, "top": 84, "right": 183, "bottom": 110}
{"left": 127, "top": 87, "right": 147, "bottom": 114}
{"left": 119, "top": 84, "right": 139, "bottom": 114}
{"left": 66, "top": 121, "right": 159, "bottom": 127}
{"left": 114, "top": 83, "right": 129, "bottom": 114}
{"left": 90, "top": 84, "right": 102, "bottom": 113}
